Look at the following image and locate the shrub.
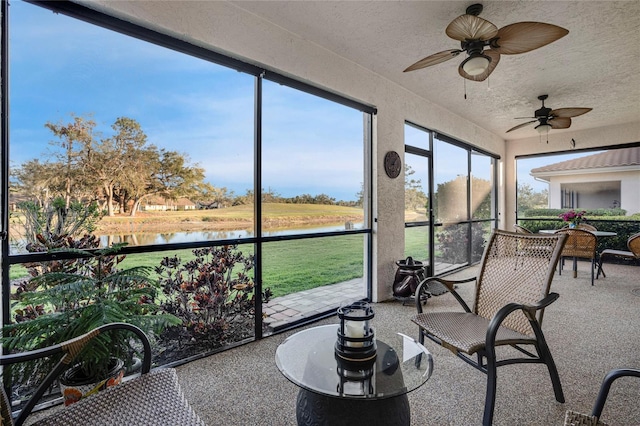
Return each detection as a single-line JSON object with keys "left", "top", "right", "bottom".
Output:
{"left": 156, "top": 245, "right": 271, "bottom": 359}
{"left": 436, "top": 223, "right": 486, "bottom": 265}
{"left": 522, "top": 208, "right": 626, "bottom": 217}
{"left": 2, "top": 244, "right": 179, "bottom": 385}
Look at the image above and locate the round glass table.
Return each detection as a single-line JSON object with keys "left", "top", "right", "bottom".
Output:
{"left": 275, "top": 324, "right": 433, "bottom": 425}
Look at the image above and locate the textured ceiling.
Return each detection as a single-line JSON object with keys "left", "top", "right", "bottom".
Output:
{"left": 228, "top": 1, "right": 640, "bottom": 141}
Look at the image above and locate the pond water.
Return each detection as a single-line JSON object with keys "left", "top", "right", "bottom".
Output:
{"left": 11, "top": 222, "right": 365, "bottom": 254}
{"left": 100, "top": 222, "right": 364, "bottom": 246}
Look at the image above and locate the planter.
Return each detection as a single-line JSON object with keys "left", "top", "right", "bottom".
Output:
{"left": 59, "top": 357, "right": 125, "bottom": 406}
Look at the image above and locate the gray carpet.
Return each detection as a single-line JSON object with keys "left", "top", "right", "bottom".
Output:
{"left": 176, "top": 262, "right": 640, "bottom": 425}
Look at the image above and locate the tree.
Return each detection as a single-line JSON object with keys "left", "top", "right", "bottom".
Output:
{"left": 44, "top": 115, "right": 96, "bottom": 208}
{"left": 16, "top": 115, "right": 212, "bottom": 218}
{"left": 80, "top": 117, "right": 149, "bottom": 216}
{"left": 471, "top": 177, "right": 492, "bottom": 219}
{"left": 433, "top": 176, "right": 467, "bottom": 221}
{"left": 433, "top": 176, "right": 492, "bottom": 221}
{"left": 517, "top": 183, "right": 549, "bottom": 214}
{"left": 405, "top": 164, "right": 428, "bottom": 212}
{"left": 11, "top": 160, "right": 58, "bottom": 208}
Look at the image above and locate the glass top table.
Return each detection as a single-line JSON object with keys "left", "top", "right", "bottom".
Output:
{"left": 275, "top": 324, "right": 433, "bottom": 400}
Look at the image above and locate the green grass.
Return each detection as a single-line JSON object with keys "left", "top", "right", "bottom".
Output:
{"left": 263, "top": 234, "right": 365, "bottom": 297}
{"left": 10, "top": 235, "right": 366, "bottom": 299}
{"left": 404, "top": 227, "right": 429, "bottom": 261}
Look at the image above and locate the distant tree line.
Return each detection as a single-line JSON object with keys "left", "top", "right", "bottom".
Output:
{"left": 11, "top": 114, "right": 362, "bottom": 218}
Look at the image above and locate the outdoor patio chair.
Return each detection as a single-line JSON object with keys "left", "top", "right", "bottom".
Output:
{"left": 577, "top": 223, "right": 598, "bottom": 231}
{"left": 555, "top": 228, "right": 598, "bottom": 285}
{"left": 513, "top": 224, "right": 533, "bottom": 233}
{"left": 564, "top": 368, "right": 640, "bottom": 426}
{"left": 0, "top": 322, "right": 206, "bottom": 426}
{"left": 596, "top": 232, "right": 640, "bottom": 279}
{"left": 411, "top": 229, "right": 567, "bottom": 426}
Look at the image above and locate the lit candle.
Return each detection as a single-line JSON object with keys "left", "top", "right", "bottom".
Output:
{"left": 345, "top": 320, "right": 364, "bottom": 347}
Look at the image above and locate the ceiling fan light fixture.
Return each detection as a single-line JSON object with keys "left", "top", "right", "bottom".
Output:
{"left": 535, "top": 123, "right": 551, "bottom": 134}
{"left": 461, "top": 53, "right": 491, "bottom": 76}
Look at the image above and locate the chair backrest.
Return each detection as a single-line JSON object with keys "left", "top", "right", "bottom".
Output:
{"left": 513, "top": 224, "right": 533, "bottom": 234}
{"left": 474, "top": 230, "right": 566, "bottom": 336}
{"left": 627, "top": 232, "right": 640, "bottom": 257}
{"left": 555, "top": 228, "right": 597, "bottom": 259}
{"left": 577, "top": 223, "right": 597, "bottom": 231}
{"left": 1, "top": 386, "right": 14, "bottom": 426}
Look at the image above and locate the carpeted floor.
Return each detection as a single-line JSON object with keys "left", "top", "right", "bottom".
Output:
{"left": 176, "top": 261, "right": 640, "bottom": 426}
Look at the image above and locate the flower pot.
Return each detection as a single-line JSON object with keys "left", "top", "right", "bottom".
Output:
{"left": 59, "top": 357, "right": 125, "bottom": 406}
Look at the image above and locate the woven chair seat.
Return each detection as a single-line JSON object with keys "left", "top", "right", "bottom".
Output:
{"left": 564, "top": 410, "right": 607, "bottom": 426}
{"left": 31, "top": 369, "right": 205, "bottom": 426}
{"left": 412, "top": 312, "right": 535, "bottom": 355}
{"left": 600, "top": 248, "right": 636, "bottom": 259}
{"left": 563, "top": 368, "right": 640, "bottom": 426}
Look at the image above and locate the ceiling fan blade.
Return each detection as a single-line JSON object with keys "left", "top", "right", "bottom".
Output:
{"left": 550, "top": 107, "right": 592, "bottom": 118}
{"left": 458, "top": 49, "right": 500, "bottom": 82}
{"left": 491, "top": 22, "right": 569, "bottom": 55}
{"left": 549, "top": 117, "right": 572, "bottom": 129}
{"left": 446, "top": 14, "right": 498, "bottom": 41}
{"left": 506, "top": 120, "right": 537, "bottom": 133}
{"left": 403, "top": 49, "right": 462, "bottom": 72}
{"left": 514, "top": 116, "right": 536, "bottom": 119}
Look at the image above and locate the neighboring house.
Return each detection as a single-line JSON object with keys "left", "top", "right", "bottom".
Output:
{"left": 530, "top": 147, "right": 640, "bottom": 215}
{"left": 141, "top": 197, "right": 196, "bottom": 211}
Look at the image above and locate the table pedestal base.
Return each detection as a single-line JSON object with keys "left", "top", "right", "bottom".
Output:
{"left": 296, "top": 389, "right": 410, "bottom": 426}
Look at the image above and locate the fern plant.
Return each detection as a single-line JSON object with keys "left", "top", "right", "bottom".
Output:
{"left": 2, "top": 243, "right": 180, "bottom": 385}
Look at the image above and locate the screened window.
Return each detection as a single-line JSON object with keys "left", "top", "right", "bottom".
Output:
{"left": 2, "top": 0, "right": 373, "bottom": 379}
{"left": 404, "top": 122, "right": 498, "bottom": 276}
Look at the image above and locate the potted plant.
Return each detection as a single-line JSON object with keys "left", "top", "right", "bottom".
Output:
{"left": 2, "top": 243, "right": 180, "bottom": 406}
{"left": 559, "top": 209, "right": 587, "bottom": 228}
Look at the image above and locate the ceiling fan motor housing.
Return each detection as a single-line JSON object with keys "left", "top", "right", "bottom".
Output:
{"left": 535, "top": 106, "right": 552, "bottom": 118}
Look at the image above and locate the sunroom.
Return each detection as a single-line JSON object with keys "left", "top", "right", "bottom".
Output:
{"left": 1, "top": 1, "right": 639, "bottom": 425}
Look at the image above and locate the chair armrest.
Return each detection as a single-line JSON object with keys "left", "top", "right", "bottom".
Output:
{"left": 2, "top": 322, "right": 151, "bottom": 426}
{"left": 485, "top": 293, "right": 560, "bottom": 347}
{"left": 415, "top": 276, "right": 476, "bottom": 313}
{"left": 520, "top": 292, "right": 559, "bottom": 317}
{"left": 591, "top": 368, "right": 640, "bottom": 418}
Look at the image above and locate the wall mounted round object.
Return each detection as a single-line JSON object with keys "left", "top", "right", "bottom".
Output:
{"left": 384, "top": 151, "right": 401, "bottom": 178}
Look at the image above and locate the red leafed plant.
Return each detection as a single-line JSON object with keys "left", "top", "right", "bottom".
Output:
{"left": 156, "top": 245, "right": 270, "bottom": 355}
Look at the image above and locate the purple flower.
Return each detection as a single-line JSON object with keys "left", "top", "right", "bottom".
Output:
{"left": 559, "top": 210, "right": 587, "bottom": 224}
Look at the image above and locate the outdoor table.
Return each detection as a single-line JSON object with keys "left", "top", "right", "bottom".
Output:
{"left": 539, "top": 229, "right": 617, "bottom": 278}
{"left": 275, "top": 324, "right": 433, "bottom": 425}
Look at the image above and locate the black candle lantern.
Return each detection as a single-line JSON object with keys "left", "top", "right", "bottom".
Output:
{"left": 335, "top": 301, "right": 376, "bottom": 368}
{"left": 335, "top": 358, "right": 375, "bottom": 396}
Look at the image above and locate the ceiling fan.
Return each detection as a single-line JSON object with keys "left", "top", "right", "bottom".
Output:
{"left": 506, "top": 95, "right": 592, "bottom": 134}
{"left": 403, "top": 3, "right": 569, "bottom": 82}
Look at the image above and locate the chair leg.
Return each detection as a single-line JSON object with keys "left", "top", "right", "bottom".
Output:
{"left": 558, "top": 257, "right": 563, "bottom": 275}
{"left": 538, "top": 339, "right": 565, "bottom": 404}
{"left": 596, "top": 256, "right": 606, "bottom": 279}
{"left": 482, "top": 352, "right": 498, "bottom": 426}
{"left": 591, "top": 258, "right": 595, "bottom": 286}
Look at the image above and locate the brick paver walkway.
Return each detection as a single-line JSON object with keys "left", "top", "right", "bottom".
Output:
{"left": 263, "top": 278, "right": 365, "bottom": 331}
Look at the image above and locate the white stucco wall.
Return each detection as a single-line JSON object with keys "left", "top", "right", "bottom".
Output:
{"left": 543, "top": 169, "right": 639, "bottom": 214}
{"left": 504, "top": 122, "right": 640, "bottom": 227}
{"left": 82, "top": 0, "right": 506, "bottom": 301}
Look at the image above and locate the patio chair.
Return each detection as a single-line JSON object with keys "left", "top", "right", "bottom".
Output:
{"left": 577, "top": 223, "right": 598, "bottom": 231}
{"left": 555, "top": 228, "right": 598, "bottom": 285}
{"left": 0, "top": 322, "right": 206, "bottom": 426}
{"left": 596, "top": 232, "right": 640, "bottom": 279}
{"left": 513, "top": 224, "right": 533, "bottom": 233}
{"left": 564, "top": 368, "right": 640, "bottom": 426}
{"left": 411, "top": 229, "right": 567, "bottom": 426}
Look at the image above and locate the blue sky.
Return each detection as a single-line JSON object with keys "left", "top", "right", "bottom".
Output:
{"left": 9, "top": 0, "right": 364, "bottom": 202}
{"left": 9, "top": 1, "right": 598, "bottom": 202}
